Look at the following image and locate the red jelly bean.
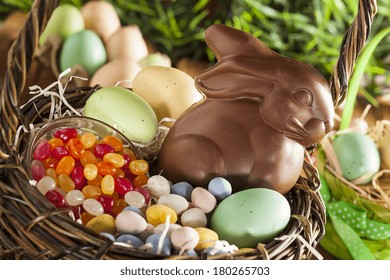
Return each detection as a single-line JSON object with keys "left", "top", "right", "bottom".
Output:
{"left": 31, "top": 160, "right": 46, "bottom": 182}
{"left": 94, "top": 143, "right": 115, "bottom": 158}
{"left": 45, "top": 189, "right": 67, "bottom": 208}
{"left": 51, "top": 146, "right": 69, "bottom": 161}
{"left": 54, "top": 128, "right": 78, "bottom": 143}
{"left": 42, "top": 157, "right": 58, "bottom": 169}
{"left": 97, "top": 194, "right": 114, "bottom": 213}
{"left": 34, "top": 141, "right": 51, "bottom": 161}
{"left": 70, "top": 167, "right": 86, "bottom": 190}
{"left": 114, "top": 177, "right": 134, "bottom": 196}
{"left": 67, "top": 138, "right": 85, "bottom": 159}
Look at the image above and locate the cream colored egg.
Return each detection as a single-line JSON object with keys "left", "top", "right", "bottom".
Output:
{"left": 80, "top": 1, "right": 121, "bottom": 43}
{"left": 90, "top": 59, "right": 142, "bottom": 88}
{"left": 132, "top": 66, "right": 204, "bottom": 120}
{"left": 106, "top": 25, "right": 148, "bottom": 62}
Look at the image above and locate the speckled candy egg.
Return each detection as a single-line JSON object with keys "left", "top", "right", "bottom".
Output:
{"left": 145, "top": 233, "right": 171, "bottom": 256}
{"left": 180, "top": 208, "right": 207, "bottom": 228}
{"left": 170, "top": 227, "right": 199, "bottom": 252}
{"left": 116, "top": 234, "right": 144, "bottom": 248}
{"left": 332, "top": 131, "right": 380, "bottom": 184}
{"left": 191, "top": 187, "right": 217, "bottom": 213}
{"left": 146, "top": 175, "right": 171, "bottom": 199}
{"left": 115, "top": 210, "right": 147, "bottom": 234}
{"left": 158, "top": 193, "right": 189, "bottom": 215}
{"left": 86, "top": 214, "right": 116, "bottom": 234}
{"left": 208, "top": 177, "right": 232, "bottom": 201}
{"left": 210, "top": 188, "right": 291, "bottom": 248}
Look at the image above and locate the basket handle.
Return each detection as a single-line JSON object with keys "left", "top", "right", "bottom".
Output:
{"left": 330, "top": 0, "right": 377, "bottom": 108}
{"left": 0, "top": 0, "right": 59, "bottom": 158}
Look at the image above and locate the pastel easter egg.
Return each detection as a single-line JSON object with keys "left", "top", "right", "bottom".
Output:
{"left": 171, "top": 181, "right": 193, "bottom": 201}
{"left": 116, "top": 234, "right": 144, "bottom": 248}
{"left": 180, "top": 208, "right": 207, "bottom": 228}
{"left": 332, "top": 131, "right": 380, "bottom": 184}
{"left": 132, "top": 66, "right": 204, "bottom": 120}
{"left": 146, "top": 175, "right": 171, "bottom": 199}
{"left": 146, "top": 204, "right": 177, "bottom": 227}
{"left": 145, "top": 233, "right": 171, "bottom": 256}
{"left": 210, "top": 188, "right": 291, "bottom": 248}
{"left": 191, "top": 187, "right": 216, "bottom": 213}
{"left": 158, "top": 193, "right": 189, "bottom": 215}
{"left": 194, "top": 227, "right": 218, "bottom": 251}
{"left": 83, "top": 86, "right": 158, "bottom": 144}
{"left": 208, "top": 177, "right": 232, "bottom": 201}
{"left": 138, "top": 53, "right": 171, "bottom": 68}
{"left": 115, "top": 210, "right": 147, "bottom": 234}
{"left": 170, "top": 227, "right": 199, "bottom": 252}
{"left": 154, "top": 223, "right": 182, "bottom": 237}
{"left": 59, "top": 30, "right": 106, "bottom": 76}
{"left": 86, "top": 214, "right": 116, "bottom": 234}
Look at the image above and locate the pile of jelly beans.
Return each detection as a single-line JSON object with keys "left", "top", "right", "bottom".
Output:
{"left": 30, "top": 127, "right": 238, "bottom": 257}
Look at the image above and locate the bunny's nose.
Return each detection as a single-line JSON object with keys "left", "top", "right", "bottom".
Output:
{"left": 324, "top": 120, "right": 334, "bottom": 134}
{"left": 303, "top": 118, "right": 333, "bottom": 146}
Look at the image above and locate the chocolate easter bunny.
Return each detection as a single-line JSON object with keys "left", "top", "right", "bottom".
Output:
{"left": 157, "top": 24, "right": 334, "bottom": 194}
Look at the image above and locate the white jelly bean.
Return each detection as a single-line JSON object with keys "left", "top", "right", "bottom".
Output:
{"left": 180, "top": 208, "right": 207, "bottom": 228}
{"left": 36, "top": 176, "right": 56, "bottom": 195}
{"left": 66, "top": 189, "right": 85, "bottom": 206}
{"left": 158, "top": 193, "right": 189, "bottom": 215}
{"left": 83, "top": 198, "right": 104, "bottom": 216}
{"left": 146, "top": 175, "right": 170, "bottom": 199}
{"left": 124, "top": 191, "right": 146, "bottom": 208}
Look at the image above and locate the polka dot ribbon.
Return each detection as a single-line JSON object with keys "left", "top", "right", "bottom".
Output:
{"left": 327, "top": 201, "right": 390, "bottom": 260}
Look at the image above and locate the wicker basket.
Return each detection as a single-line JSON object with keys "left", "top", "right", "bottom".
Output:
{"left": 0, "top": 0, "right": 377, "bottom": 260}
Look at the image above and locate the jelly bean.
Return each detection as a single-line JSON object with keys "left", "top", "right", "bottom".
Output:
{"left": 102, "top": 135, "right": 123, "bottom": 152}
{"left": 45, "top": 189, "right": 67, "bottom": 208}
{"left": 45, "top": 168, "right": 58, "bottom": 183}
{"left": 194, "top": 227, "right": 219, "bottom": 251}
{"left": 66, "top": 189, "right": 85, "bottom": 206}
{"left": 94, "top": 143, "right": 115, "bottom": 158}
{"left": 97, "top": 161, "right": 117, "bottom": 176}
{"left": 58, "top": 174, "right": 75, "bottom": 192}
{"left": 86, "top": 213, "right": 116, "bottom": 234}
{"left": 37, "top": 176, "right": 56, "bottom": 195}
{"left": 170, "top": 227, "right": 199, "bottom": 252}
{"left": 154, "top": 223, "right": 182, "bottom": 237}
{"left": 129, "top": 159, "right": 149, "bottom": 175}
{"left": 208, "top": 177, "right": 232, "bottom": 201}
{"left": 115, "top": 210, "right": 147, "bottom": 234}
{"left": 67, "top": 138, "right": 85, "bottom": 159}
{"left": 56, "top": 156, "right": 75, "bottom": 175}
{"left": 191, "top": 187, "right": 217, "bottom": 214}
{"left": 122, "top": 154, "right": 132, "bottom": 168}
{"left": 31, "top": 160, "right": 46, "bottom": 182}
{"left": 80, "top": 150, "right": 98, "bottom": 167}
{"left": 101, "top": 175, "right": 115, "bottom": 195}
{"left": 145, "top": 233, "right": 171, "bottom": 256}
{"left": 81, "top": 211, "right": 95, "bottom": 225}
{"left": 123, "top": 205, "right": 146, "bottom": 218}
{"left": 146, "top": 205, "right": 177, "bottom": 227}
{"left": 51, "top": 146, "right": 69, "bottom": 161}
{"left": 80, "top": 132, "right": 96, "bottom": 149}
{"left": 88, "top": 174, "right": 103, "bottom": 187}
{"left": 124, "top": 191, "right": 146, "bottom": 208}
{"left": 146, "top": 175, "right": 170, "bottom": 199}
{"left": 112, "top": 198, "right": 128, "bottom": 216}
{"left": 70, "top": 205, "right": 81, "bottom": 221}
{"left": 103, "top": 153, "right": 125, "bottom": 168}
{"left": 33, "top": 141, "right": 51, "bottom": 161}
{"left": 121, "top": 147, "right": 137, "bottom": 162}
{"left": 82, "top": 185, "right": 102, "bottom": 199}
{"left": 114, "top": 168, "right": 125, "bottom": 178}
{"left": 180, "top": 208, "right": 207, "bottom": 228}
{"left": 42, "top": 157, "right": 58, "bottom": 169}
{"left": 48, "top": 137, "right": 64, "bottom": 150}
{"left": 114, "top": 177, "right": 133, "bottom": 196}
{"left": 134, "top": 187, "right": 151, "bottom": 204}
{"left": 158, "top": 194, "right": 189, "bottom": 215}
{"left": 133, "top": 174, "right": 148, "bottom": 188}
{"left": 171, "top": 182, "right": 193, "bottom": 201}
{"left": 116, "top": 234, "right": 144, "bottom": 247}
{"left": 84, "top": 163, "right": 98, "bottom": 180}
{"left": 53, "top": 127, "right": 77, "bottom": 143}
{"left": 97, "top": 194, "right": 114, "bottom": 213}
{"left": 70, "top": 166, "right": 86, "bottom": 190}
{"left": 83, "top": 198, "right": 104, "bottom": 216}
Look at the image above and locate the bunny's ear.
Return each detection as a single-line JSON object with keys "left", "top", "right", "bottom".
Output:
{"left": 205, "top": 24, "right": 276, "bottom": 60}
{"left": 195, "top": 58, "right": 275, "bottom": 100}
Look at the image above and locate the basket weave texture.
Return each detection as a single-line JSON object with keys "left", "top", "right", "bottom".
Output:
{"left": 0, "top": 0, "right": 377, "bottom": 260}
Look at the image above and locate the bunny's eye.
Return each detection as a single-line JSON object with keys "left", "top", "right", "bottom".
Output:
{"left": 292, "top": 89, "right": 313, "bottom": 106}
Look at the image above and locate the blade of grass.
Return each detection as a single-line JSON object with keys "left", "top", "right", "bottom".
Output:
{"left": 339, "top": 26, "right": 390, "bottom": 130}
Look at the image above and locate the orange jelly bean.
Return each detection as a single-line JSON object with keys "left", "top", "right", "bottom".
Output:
{"left": 42, "top": 157, "right": 58, "bottom": 169}
{"left": 88, "top": 173, "right": 103, "bottom": 187}
{"left": 80, "top": 132, "right": 97, "bottom": 149}
{"left": 97, "top": 161, "right": 117, "bottom": 176}
{"left": 129, "top": 159, "right": 149, "bottom": 175}
{"left": 102, "top": 135, "right": 123, "bottom": 152}
{"left": 48, "top": 138, "right": 64, "bottom": 150}
{"left": 103, "top": 153, "right": 125, "bottom": 168}
{"left": 121, "top": 148, "right": 137, "bottom": 161}
{"left": 133, "top": 174, "right": 149, "bottom": 188}
{"left": 80, "top": 150, "right": 98, "bottom": 167}
{"left": 45, "top": 168, "right": 58, "bottom": 183}
{"left": 81, "top": 211, "right": 95, "bottom": 225}
{"left": 67, "top": 138, "right": 85, "bottom": 159}
{"left": 112, "top": 198, "right": 128, "bottom": 216}
{"left": 82, "top": 185, "right": 102, "bottom": 199}
{"left": 56, "top": 156, "right": 75, "bottom": 175}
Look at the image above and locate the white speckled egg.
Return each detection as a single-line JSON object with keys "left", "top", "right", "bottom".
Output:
{"left": 180, "top": 208, "right": 207, "bottom": 228}
{"left": 146, "top": 175, "right": 171, "bottom": 199}
{"left": 154, "top": 223, "right": 182, "bottom": 237}
{"left": 132, "top": 66, "right": 204, "bottom": 120}
{"left": 158, "top": 193, "right": 189, "bottom": 215}
{"left": 170, "top": 226, "right": 199, "bottom": 251}
{"left": 191, "top": 187, "right": 217, "bottom": 213}
{"left": 115, "top": 210, "right": 147, "bottom": 234}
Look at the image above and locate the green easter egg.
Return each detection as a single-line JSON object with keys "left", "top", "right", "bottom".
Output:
{"left": 210, "top": 188, "right": 291, "bottom": 248}
{"left": 83, "top": 87, "right": 158, "bottom": 144}
{"left": 59, "top": 30, "right": 106, "bottom": 76}
{"left": 332, "top": 131, "right": 380, "bottom": 184}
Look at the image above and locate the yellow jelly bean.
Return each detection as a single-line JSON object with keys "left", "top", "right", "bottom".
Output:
{"left": 103, "top": 153, "right": 125, "bottom": 168}
{"left": 194, "top": 227, "right": 219, "bottom": 251}
{"left": 58, "top": 174, "right": 75, "bottom": 192}
{"left": 86, "top": 214, "right": 116, "bottom": 234}
{"left": 146, "top": 204, "right": 177, "bottom": 227}
{"left": 101, "top": 174, "right": 115, "bottom": 195}
{"left": 84, "top": 163, "right": 98, "bottom": 180}
{"left": 80, "top": 132, "right": 97, "bottom": 149}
